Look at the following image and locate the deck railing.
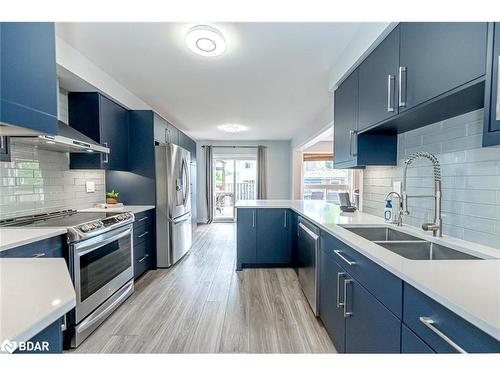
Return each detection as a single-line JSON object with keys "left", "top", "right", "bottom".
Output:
{"left": 215, "top": 182, "right": 256, "bottom": 202}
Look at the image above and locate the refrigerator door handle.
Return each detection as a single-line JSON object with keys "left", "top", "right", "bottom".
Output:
{"left": 182, "top": 158, "right": 190, "bottom": 207}
{"left": 172, "top": 212, "right": 192, "bottom": 224}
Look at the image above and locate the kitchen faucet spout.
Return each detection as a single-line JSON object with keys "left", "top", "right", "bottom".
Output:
{"left": 401, "top": 152, "right": 442, "bottom": 237}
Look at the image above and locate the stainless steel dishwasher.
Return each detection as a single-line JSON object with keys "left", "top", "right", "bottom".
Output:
{"left": 297, "top": 217, "right": 320, "bottom": 316}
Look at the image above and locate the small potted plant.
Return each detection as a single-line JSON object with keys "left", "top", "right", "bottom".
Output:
{"left": 106, "top": 190, "right": 120, "bottom": 205}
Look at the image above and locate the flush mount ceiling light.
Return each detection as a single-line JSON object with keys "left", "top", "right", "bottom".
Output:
{"left": 218, "top": 124, "right": 247, "bottom": 133}
{"left": 185, "top": 25, "right": 226, "bottom": 57}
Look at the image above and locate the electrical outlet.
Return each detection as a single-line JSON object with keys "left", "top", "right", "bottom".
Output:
{"left": 86, "top": 181, "right": 95, "bottom": 193}
{"left": 393, "top": 181, "right": 401, "bottom": 195}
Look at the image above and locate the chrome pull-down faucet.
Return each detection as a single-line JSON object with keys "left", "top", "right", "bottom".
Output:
{"left": 401, "top": 152, "right": 442, "bottom": 237}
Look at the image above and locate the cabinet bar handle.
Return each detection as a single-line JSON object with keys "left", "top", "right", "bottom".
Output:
{"left": 334, "top": 250, "right": 357, "bottom": 266}
{"left": 252, "top": 210, "right": 255, "bottom": 228}
{"left": 32, "top": 252, "right": 46, "bottom": 258}
{"left": 349, "top": 130, "right": 354, "bottom": 156}
{"left": 137, "top": 231, "right": 149, "bottom": 238}
{"left": 419, "top": 316, "right": 467, "bottom": 354}
{"left": 387, "top": 74, "right": 395, "bottom": 112}
{"left": 496, "top": 56, "right": 500, "bottom": 121}
{"left": 336, "top": 272, "right": 346, "bottom": 308}
{"left": 138, "top": 254, "right": 149, "bottom": 263}
{"left": 61, "top": 315, "right": 67, "bottom": 331}
{"left": 103, "top": 142, "right": 109, "bottom": 163}
{"left": 343, "top": 279, "right": 353, "bottom": 318}
{"left": 138, "top": 216, "right": 148, "bottom": 222}
{"left": 398, "top": 66, "right": 407, "bottom": 108}
{"left": 283, "top": 211, "right": 287, "bottom": 228}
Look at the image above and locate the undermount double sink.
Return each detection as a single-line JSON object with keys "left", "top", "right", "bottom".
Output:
{"left": 342, "top": 226, "right": 482, "bottom": 261}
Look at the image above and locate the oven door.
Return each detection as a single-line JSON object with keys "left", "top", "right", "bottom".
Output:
{"left": 71, "top": 224, "right": 133, "bottom": 323}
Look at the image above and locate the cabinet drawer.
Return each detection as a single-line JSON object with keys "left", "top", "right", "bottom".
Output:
{"left": 403, "top": 283, "right": 500, "bottom": 353}
{"left": 134, "top": 221, "right": 153, "bottom": 246}
{"left": 0, "top": 235, "right": 65, "bottom": 258}
{"left": 134, "top": 242, "right": 152, "bottom": 279}
{"left": 401, "top": 324, "right": 435, "bottom": 353}
{"left": 133, "top": 210, "right": 153, "bottom": 227}
{"left": 320, "top": 231, "right": 402, "bottom": 319}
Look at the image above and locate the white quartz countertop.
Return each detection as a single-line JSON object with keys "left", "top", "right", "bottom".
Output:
{"left": 235, "top": 200, "right": 500, "bottom": 341}
{"left": 0, "top": 228, "right": 67, "bottom": 253}
{"left": 79, "top": 205, "right": 155, "bottom": 215}
{"left": 0, "top": 258, "right": 76, "bottom": 344}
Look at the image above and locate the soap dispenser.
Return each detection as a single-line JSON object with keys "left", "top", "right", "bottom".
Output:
{"left": 384, "top": 200, "right": 393, "bottom": 223}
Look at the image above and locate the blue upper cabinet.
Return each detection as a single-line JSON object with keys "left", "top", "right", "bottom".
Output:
{"left": 358, "top": 26, "right": 400, "bottom": 131}
{"left": 333, "top": 69, "right": 397, "bottom": 169}
{"left": 399, "top": 23, "right": 487, "bottom": 112}
{"left": 334, "top": 22, "right": 490, "bottom": 166}
{"left": 0, "top": 22, "right": 58, "bottom": 135}
{"left": 179, "top": 130, "right": 197, "bottom": 159}
{"left": 484, "top": 22, "right": 500, "bottom": 146}
{"left": 69, "top": 92, "right": 129, "bottom": 171}
{"left": 333, "top": 70, "right": 358, "bottom": 167}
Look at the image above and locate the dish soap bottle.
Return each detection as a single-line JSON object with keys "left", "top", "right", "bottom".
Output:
{"left": 384, "top": 200, "right": 393, "bottom": 223}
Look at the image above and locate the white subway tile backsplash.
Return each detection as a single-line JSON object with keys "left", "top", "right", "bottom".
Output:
{"left": 362, "top": 109, "right": 500, "bottom": 249}
{"left": 0, "top": 141, "right": 105, "bottom": 220}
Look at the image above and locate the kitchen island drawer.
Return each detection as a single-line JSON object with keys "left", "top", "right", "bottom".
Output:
{"left": 0, "top": 235, "right": 65, "bottom": 258}
{"left": 403, "top": 283, "right": 500, "bottom": 353}
{"left": 320, "top": 231, "right": 402, "bottom": 319}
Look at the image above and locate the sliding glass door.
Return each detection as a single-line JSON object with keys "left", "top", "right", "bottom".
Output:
{"left": 213, "top": 158, "right": 257, "bottom": 221}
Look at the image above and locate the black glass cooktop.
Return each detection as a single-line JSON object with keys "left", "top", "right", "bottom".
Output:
{"left": 0, "top": 210, "right": 119, "bottom": 228}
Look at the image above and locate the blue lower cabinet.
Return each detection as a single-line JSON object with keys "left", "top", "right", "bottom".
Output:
{"left": 236, "top": 208, "right": 257, "bottom": 270}
{"left": 344, "top": 277, "right": 401, "bottom": 353}
{"left": 403, "top": 283, "right": 500, "bottom": 353}
{"left": 256, "top": 208, "right": 290, "bottom": 265}
{"left": 236, "top": 208, "right": 291, "bottom": 270}
{"left": 133, "top": 209, "right": 155, "bottom": 279}
{"left": 321, "top": 231, "right": 402, "bottom": 319}
{"left": 319, "top": 248, "right": 346, "bottom": 353}
{"left": 0, "top": 235, "right": 64, "bottom": 258}
{"left": 15, "top": 318, "right": 63, "bottom": 354}
{"left": 401, "top": 324, "right": 435, "bottom": 354}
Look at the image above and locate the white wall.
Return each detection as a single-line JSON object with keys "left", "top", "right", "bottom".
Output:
{"left": 303, "top": 141, "right": 333, "bottom": 153}
{"left": 196, "top": 140, "right": 292, "bottom": 222}
{"left": 55, "top": 36, "right": 151, "bottom": 110}
{"left": 291, "top": 23, "right": 392, "bottom": 152}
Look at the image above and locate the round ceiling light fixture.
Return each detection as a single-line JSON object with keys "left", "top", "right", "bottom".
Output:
{"left": 218, "top": 124, "right": 247, "bottom": 133}
{"left": 185, "top": 25, "right": 226, "bottom": 57}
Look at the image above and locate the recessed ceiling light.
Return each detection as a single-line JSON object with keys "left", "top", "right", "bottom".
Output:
{"left": 218, "top": 124, "right": 247, "bottom": 133}
{"left": 185, "top": 25, "right": 226, "bottom": 57}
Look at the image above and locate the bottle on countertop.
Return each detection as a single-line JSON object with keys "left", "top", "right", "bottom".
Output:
{"left": 384, "top": 200, "right": 393, "bottom": 223}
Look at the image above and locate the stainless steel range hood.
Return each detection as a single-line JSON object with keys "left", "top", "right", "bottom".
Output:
{"left": 10, "top": 121, "right": 110, "bottom": 154}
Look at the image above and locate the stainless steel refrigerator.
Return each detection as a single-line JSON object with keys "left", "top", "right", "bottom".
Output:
{"left": 155, "top": 143, "right": 192, "bottom": 268}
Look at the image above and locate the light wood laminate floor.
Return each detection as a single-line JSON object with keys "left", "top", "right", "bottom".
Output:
{"left": 72, "top": 223, "right": 335, "bottom": 353}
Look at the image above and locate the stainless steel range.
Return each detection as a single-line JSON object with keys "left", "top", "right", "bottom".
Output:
{"left": 0, "top": 209, "right": 135, "bottom": 347}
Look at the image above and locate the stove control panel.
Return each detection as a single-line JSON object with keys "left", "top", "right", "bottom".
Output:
{"left": 77, "top": 212, "right": 134, "bottom": 233}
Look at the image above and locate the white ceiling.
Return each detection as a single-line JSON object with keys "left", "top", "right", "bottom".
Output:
{"left": 56, "top": 22, "right": 369, "bottom": 141}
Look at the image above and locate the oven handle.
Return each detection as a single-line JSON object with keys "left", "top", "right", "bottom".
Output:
{"left": 75, "top": 225, "right": 132, "bottom": 256}
{"left": 76, "top": 281, "right": 134, "bottom": 334}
